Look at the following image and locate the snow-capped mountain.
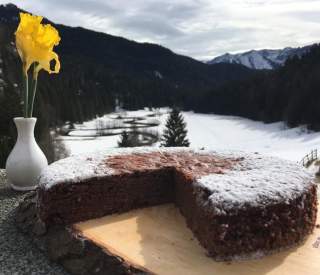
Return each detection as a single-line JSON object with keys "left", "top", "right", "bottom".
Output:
{"left": 208, "top": 45, "right": 312, "bottom": 70}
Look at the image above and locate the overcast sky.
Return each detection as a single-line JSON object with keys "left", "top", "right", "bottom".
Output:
{"left": 2, "top": 0, "right": 320, "bottom": 60}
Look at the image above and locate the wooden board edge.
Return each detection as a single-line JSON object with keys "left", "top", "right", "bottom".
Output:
{"left": 72, "top": 224, "right": 154, "bottom": 274}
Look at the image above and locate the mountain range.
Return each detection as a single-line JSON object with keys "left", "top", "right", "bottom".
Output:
{"left": 0, "top": 3, "right": 253, "bottom": 115}
{"left": 208, "top": 45, "right": 312, "bottom": 70}
{"left": 1, "top": 3, "right": 319, "bottom": 169}
{"left": 198, "top": 44, "right": 320, "bottom": 131}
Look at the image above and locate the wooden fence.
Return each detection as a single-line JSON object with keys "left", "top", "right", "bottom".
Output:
{"left": 299, "top": 149, "right": 318, "bottom": 167}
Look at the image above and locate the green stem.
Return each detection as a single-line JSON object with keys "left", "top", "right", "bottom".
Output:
{"left": 22, "top": 68, "right": 28, "bottom": 118}
{"left": 28, "top": 73, "right": 38, "bottom": 118}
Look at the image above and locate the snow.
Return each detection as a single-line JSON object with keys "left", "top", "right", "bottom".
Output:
{"left": 307, "top": 162, "right": 319, "bottom": 175}
{"left": 209, "top": 50, "right": 279, "bottom": 69}
{"left": 239, "top": 51, "right": 274, "bottom": 70}
{"left": 208, "top": 46, "right": 311, "bottom": 70}
{"left": 60, "top": 109, "right": 320, "bottom": 163}
{"left": 181, "top": 112, "right": 319, "bottom": 162}
{"left": 63, "top": 135, "right": 120, "bottom": 154}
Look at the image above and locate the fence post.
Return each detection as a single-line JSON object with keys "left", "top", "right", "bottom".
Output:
{"left": 312, "top": 150, "right": 315, "bottom": 160}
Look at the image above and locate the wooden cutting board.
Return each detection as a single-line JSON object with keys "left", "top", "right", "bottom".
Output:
{"left": 74, "top": 204, "right": 320, "bottom": 275}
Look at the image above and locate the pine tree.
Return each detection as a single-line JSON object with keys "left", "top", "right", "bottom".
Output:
{"left": 161, "top": 108, "right": 190, "bottom": 147}
{"left": 118, "top": 125, "right": 143, "bottom": 148}
{"left": 118, "top": 131, "right": 131, "bottom": 147}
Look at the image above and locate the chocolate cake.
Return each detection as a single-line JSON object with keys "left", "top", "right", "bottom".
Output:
{"left": 37, "top": 148, "right": 318, "bottom": 261}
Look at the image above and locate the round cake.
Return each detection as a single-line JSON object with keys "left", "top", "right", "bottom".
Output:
{"left": 37, "top": 147, "right": 318, "bottom": 261}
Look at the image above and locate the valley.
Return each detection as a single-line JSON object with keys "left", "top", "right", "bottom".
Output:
{"left": 60, "top": 108, "right": 320, "bottom": 163}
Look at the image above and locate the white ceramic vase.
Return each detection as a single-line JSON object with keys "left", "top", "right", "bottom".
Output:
{"left": 6, "top": 117, "right": 48, "bottom": 191}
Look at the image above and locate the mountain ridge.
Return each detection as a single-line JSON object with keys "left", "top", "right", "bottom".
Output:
{"left": 0, "top": 3, "right": 254, "bottom": 167}
{"left": 0, "top": 3, "right": 254, "bottom": 113}
{"left": 208, "top": 45, "right": 313, "bottom": 70}
{"left": 197, "top": 44, "right": 320, "bottom": 130}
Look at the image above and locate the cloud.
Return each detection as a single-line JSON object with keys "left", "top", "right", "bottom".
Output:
{"left": 2, "top": 0, "right": 320, "bottom": 60}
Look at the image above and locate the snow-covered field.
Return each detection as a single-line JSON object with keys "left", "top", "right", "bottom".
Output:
{"left": 60, "top": 109, "right": 320, "bottom": 162}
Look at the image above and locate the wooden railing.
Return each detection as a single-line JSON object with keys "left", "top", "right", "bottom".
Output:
{"left": 299, "top": 149, "right": 318, "bottom": 167}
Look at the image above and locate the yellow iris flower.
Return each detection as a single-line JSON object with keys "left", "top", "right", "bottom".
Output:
{"left": 15, "top": 12, "right": 61, "bottom": 77}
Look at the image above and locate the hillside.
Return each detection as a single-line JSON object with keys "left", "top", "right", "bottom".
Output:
{"left": 0, "top": 3, "right": 253, "bottom": 167}
{"left": 208, "top": 46, "right": 312, "bottom": 70}
{"left": 0, "top": 3, "right": 253, "bottom": 118}
{"left": 196, "top": 44, "right": 320, "bottom": 130}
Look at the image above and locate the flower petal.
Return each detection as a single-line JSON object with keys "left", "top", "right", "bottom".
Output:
{"left": 15, "top": 12, "right": 61, "bottom": 76}
{"left": 35, "top": 51, "right": 61, "bottom": 76}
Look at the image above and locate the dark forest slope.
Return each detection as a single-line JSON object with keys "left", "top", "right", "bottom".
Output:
{"left": 0, "top": 3, "right": 253, "bottom": 166}
{"left": 194, "top": 44, "right": 320, "bottom": 130}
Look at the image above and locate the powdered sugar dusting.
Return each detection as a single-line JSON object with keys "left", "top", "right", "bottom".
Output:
{"left": 197, "top": 152, "right": 315, "bottom": 213}
{"left": 39, "top": 147, "right": 315, "bottom": 211}
{"left": 39, "top": 152, "right": 108, "bottom": 189}
{"left": 39, "top": 147, "right": 188, "bottom": 189}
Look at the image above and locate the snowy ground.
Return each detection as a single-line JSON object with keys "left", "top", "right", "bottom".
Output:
{"left": 60, "top": 109, "right": 320, "bottom": 162}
